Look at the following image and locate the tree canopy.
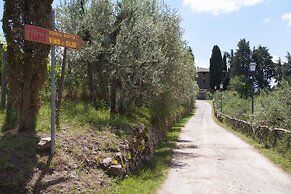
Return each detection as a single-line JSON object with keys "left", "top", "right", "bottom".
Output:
{"left": 220, "top": 39, "right": 277, "bottom": 96}
{"left": 55, "top": 0, "right": 198, "bottom": 119}
{"left": 252, "top": 46, "right": 275, "bottom": 90}
{"left": 231, "top": 39, "right": 251, "bottom": 78}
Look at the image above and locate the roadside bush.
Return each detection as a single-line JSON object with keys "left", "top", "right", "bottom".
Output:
{"left": 214, "top": 90, "right": 251, "bottom": 120}
{"left": 254, "top": 81, "right": 291, "bottom": 129}
{"left": 228, "top": 75, "right": 250, "bottom": 98}
{"left": 215, "top": 80, "right": 291, "bottom": 130}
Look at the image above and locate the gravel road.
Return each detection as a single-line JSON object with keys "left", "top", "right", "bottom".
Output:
{"left": 157, "top": 100, "right": 291, "bottom": 194}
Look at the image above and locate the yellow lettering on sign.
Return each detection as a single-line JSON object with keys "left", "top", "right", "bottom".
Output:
{"left": 66, "top": 41, "right": 76, "bottom": 49}
{"left": 63, "top": 34, "right": 76, "bottom": 40}
{"left": 49, "top": 30, "right": 62, "bottom": 37}
{"left": 49, "top": 37, "right": 61, "bottom": 45}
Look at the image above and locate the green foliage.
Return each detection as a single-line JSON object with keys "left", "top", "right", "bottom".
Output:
{"left": 252, "top": 46, "right": 276, "bottom": 90}
{"left": 254, "top": 81, "right": 291, "bottom": 129}
{"left": 227, "top": 39, "right": 277, "bottom": 95}
{"left": 1, "top": 0, "right": 197, "bottom": 132}
{"left": 231, "top": 39, "right": 251, "bottom": 77}
{"left": 56, "top": 0, "right": 198, "bottom": 122}
{"left": 55, "top": 101, "right": 113, "bottom": 128}
{"left": 227, "top": 39, "right": 252, "bottom": 96}
{"left": 216, "top": 80, "right": 291, "bottom": 130}
{"left": 276, "top": 52, "right": 291, "bottom": 84}
{"left": 221, "top": 53, "right": 230, "bottom": 88}
{"left": 226, "top": 39, "right": 290, "bottom": 95}
{"left": 214, "top": 90, "right": 251, "bottom": 120}
{"left": 0, "top": 110, "right": 6, "bottom": 131}
{"left": 228, "top": 75, "right": 250, "bottom": 98}
{"left": 36, "top": 100, "right": 152, "bottom": 136}
{"left": 209, "top": 45, "right": 223, "bottom": 89}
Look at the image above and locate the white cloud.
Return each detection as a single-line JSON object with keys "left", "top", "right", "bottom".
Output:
{"left": 282, "top": 12, "right": 291, "bottom": 26}
{"left": 271, "top": 55, "right": 280, "bottom": 63}
{"left": 271, "top": 55, "right": 287, "bottom": 64}
{"left": 182, "top": 0, "right": 265, "bottom": 15}
{"left": 263, "top": 17, "right": 271, "bottom": 23}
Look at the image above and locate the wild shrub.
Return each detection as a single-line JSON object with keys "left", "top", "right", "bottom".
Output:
{"left": 216, "top": 80, "right": 291, "bottom": 130}
{"left": 254, "top": 81, "right": 291, "bottom": 129}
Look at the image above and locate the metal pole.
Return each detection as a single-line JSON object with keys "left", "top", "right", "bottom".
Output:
{"left": 1, "top": 47, "right": 7, "bottom": 109}
{"left": 220, "top": 89, "right": 222, "bottom": 113}
{"left": 50, "top": 10, "right": 56, "bottom": 155}
{"left": 252, "top": 76, "right": 254, "bottom": 114}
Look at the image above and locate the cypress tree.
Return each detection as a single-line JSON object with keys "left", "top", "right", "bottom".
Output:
{"left": 209, "top": 45, "right": 223, "bottom": 89}
{"left": 222, "top": 53, "right": 230, "bottom": 88}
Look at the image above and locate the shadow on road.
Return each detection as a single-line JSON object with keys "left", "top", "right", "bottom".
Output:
{"left": 173, "top": 150, "right": 200, "bottom": 160}
{"left": 176, "top": 139, "right": 192, "bottom": 143}
{"left": 170, "top": 160, "right": 188, "bottom": 169}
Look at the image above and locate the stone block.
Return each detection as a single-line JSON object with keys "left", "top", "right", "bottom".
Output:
{"left": 108, "top": 164, "right": 124, "bottom": 176}
{"left": 101, "top": 157, "right": 113, "bottom": 168}
{"left": 37, "top": 137, "right": 51, "bottom": 151}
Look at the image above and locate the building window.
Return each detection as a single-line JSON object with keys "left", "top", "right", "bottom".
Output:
{"left": 203, "top": 78, "right": 206, "bottom": 84}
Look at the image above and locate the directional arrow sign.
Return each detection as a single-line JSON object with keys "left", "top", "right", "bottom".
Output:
{"left": 24, "top": 24, "right": 85, "bottom": 49}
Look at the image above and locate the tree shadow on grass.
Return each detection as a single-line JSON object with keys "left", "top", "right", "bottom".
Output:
{"left": 0, "top": 131, "right": 67, "bottom": 193}
{"left": 32, "top": 155, "right": 70, "bottom": 193}
{"left": 0, "top": 131, "right": 39, "bottom": 193}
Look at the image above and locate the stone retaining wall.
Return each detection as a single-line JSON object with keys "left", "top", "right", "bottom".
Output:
{"left": 213, "top": 102, "right": 291, "bottom": 149}
{"left": 102, "top": 108, "right": 189, "bottom": 177}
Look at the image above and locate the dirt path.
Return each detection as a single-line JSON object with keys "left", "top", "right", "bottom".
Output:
{"left": 157, "top": 100, "right": 291, "bottom": 194}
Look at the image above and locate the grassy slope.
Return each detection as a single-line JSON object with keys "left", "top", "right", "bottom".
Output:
{"left": 0, "top": 101, "right": 151, "bottom": 193}
{"left": 0, "top": 101, "right": 194, "bottom": 193}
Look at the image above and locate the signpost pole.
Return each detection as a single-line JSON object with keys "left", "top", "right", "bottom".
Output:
{"left": 50, "top": 10, "right": 56, "bottom": 155}
{"left": 23, "top": 13, "right": 84, "bottom": 155}
{"left": 1, "top": 44, "right": 7, "bottom": 109}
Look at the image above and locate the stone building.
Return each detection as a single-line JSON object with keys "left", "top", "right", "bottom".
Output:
{"left": 196, "top": 68, "right": 210, "bottom": 99}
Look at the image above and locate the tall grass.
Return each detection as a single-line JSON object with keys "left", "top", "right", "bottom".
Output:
{"left": 35, "top": 101, "right": 152, "bottom": 135}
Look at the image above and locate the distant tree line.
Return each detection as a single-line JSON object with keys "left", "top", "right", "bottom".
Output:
{"left": 209, "top": 38, "right": 291, "bottom": 97}
{"left": 212, "top": 39, "right": 291, "bottom": 131}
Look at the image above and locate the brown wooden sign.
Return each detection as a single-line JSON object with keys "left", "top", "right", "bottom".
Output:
{"left": 24, "top": 24, "right": 85, "bottom": 49}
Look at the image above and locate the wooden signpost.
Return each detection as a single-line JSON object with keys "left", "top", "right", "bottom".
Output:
{"left": 24, "top": 24, "right": 84, "bottom": 49}
{"left": 24, "top": 10, "right": 85, "bottom": 155}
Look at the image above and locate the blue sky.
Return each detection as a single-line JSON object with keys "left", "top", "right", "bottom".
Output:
{"left": 1, "top": 0, "right": 291, "bottom": 68}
